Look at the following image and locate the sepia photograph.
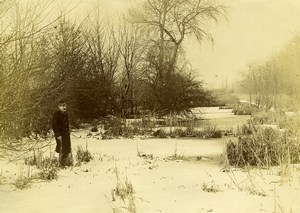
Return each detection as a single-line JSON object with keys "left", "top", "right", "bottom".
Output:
{"left": 0, "top": 0, "right": 300, "bottom": 212}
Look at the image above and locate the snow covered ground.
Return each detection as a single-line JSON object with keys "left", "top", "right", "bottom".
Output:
{"left": 1, "top": 135, "right": 299, "bottom": 213}
{"left": 0, "top": 109, "right": 299, "bottom": 213}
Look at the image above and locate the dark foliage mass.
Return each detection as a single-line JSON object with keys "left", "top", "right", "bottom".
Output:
{"left": 0, "top": 0, "right": 225, "bottom": 142}
{"left": 226, "top": 113, "right": 300, "bottom": 167}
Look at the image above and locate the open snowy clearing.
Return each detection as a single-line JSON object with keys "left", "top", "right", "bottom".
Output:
{"left": 0, "top": 134, "right": 299, "bottom": 213}
{"left": 0, "top": 108, "right": 299, "bottom": 213}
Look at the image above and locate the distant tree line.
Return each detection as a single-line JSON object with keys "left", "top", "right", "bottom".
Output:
{"left": 238, "top": 35, "right": 300, "bottom": 110}
{"left": 0, "top": 0, "right": 225, "bottom": 139}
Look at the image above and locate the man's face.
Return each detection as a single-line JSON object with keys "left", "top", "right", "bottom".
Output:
{"left": 58, "top": 103, "right": 67, "bottom": 112}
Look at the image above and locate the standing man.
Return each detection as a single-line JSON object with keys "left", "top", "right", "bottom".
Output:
{"left": 52, "top": 100, "right": 71, "bottom": 167}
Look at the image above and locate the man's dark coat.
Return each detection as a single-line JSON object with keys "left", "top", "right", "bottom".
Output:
{"left": 52, "top": 111, "right": 71, "bottom": 154}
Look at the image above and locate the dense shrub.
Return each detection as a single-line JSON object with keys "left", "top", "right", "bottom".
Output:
{"left": 101, "top": 116, "right": 153, "bottom": 139}
{"left": 236, "top": 124, "right": 253, "bottom": 135}
{"left": 227, "top": 124, "right": 300, "bottom": 167}
{"left": 232, "top": 103, "right": 257, "bottom": 115}
{"left": 170, "top": 129, "right": 186, "bottom": 138}
{"left": 202, "top": 125, "right": 222, "bottom": 138}
{"left": 103, "top": 116, "right": 123, "bottom": 138}
{"left": 153, "top": 129, "right": 167, "bottom": 138}
{"left": 90, "top": 126, "right": 98, "bottom": 132}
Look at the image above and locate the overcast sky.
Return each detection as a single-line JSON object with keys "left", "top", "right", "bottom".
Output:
{"left": 72, "top": 0, "right": 300, "bottom": 88}
{"left": 186, "top": 0, "right": 300, "bottom": 88}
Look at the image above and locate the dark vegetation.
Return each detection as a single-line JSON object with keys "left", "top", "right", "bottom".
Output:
{"left": 211, "top": 89, "right": 239, "bottom": 107}
{"left": 232, "top": 102, "right": 258, "bottom": 115}
{"left": 226, "top": 109, "right": 300, "bottom": 167}
{"left": 2, "top": 0, "right": 300, "bottom": 171}
{"left": 0, "top": 0, "right": 226, "bottom": 152}
{"left": 227, "top": 33, "right": 300, "bottom": 168}
{"left": 12, "top": 145, "right": 94, "bottom": 189}
{"left": 76, "top": 145, "right": 93, "bottom": 166}
{"left": 89, "top": 114, "right": 224, "bottom": 139}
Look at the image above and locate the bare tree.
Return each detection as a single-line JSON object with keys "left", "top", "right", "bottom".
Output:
{"left": 117, "top": 19, "right": 146, "bottom": 116}
{"left": 0, "top": 0, "right": 57, "bottom": 138}
{"left": 129, "top": 0, "right": 226, "bottom": 77}
{"left": 237, "top": 33, "right": 300, "bottom": 110}
{"left": 81, "top": 12, "right": 120, "bottom": 116}
{"left": 127, "top": 0, "right": 225, "bottom": 112}
{"left": 0, "top": 2, "right": 54, "bottom": 159}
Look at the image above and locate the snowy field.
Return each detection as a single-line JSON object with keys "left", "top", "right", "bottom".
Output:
{"left": 0, "top": 108, "right": 299, "bottom": 213}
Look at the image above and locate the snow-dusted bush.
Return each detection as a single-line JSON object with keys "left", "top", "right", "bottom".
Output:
{"left": 227, "top": 123, "right": 300, "bottom": 167}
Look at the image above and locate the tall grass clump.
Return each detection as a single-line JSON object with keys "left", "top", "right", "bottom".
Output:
{"left": 170, "top": 126, "right": 222, "bottom": 138}
{"left": 201, "top": 180, "right": 221, "bottom": 193}
{"left": 251, "top": 110, "right": 286, "bottom": 126}
{"left": 170, "top": 143, "right": 184, "bottom": 160}
{"left": 158, "top": 126, "right": 223, "bottom": 139}
{"left": 226, "top": 113, "right": 300, "bottom": 167}
{"left": 13, "top": 164, "right": 32, "bottom": 189}
{"left": 112, "top": 166, "right": 136, "bottom": 213}
{"left": 14, "top": 176, "right": 32, "bottom": 189}
{"left": 25, "top": 149, "right": 59, "bottom": 181}
{"left": 76, "top": 145, "right": 93, "bottom": 166}
{"left": 37, "top": 157, "right": 59, "bottom": 180}
{"left": 25, "top": 149, "right": 44, "bottom": 168}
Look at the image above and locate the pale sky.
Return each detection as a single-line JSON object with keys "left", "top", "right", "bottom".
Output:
{"left": 185, "top": 0, "right": 300, "bottom": 88}
{"left": 68, "top": 0, "right": 300, "bottom": 89}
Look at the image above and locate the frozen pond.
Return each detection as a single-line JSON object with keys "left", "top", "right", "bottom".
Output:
{"left": 191, "top": 107, "right": 235, "bottom": 119}
{"left": 192, "top": 107, "right": 250, "bottom": 130}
